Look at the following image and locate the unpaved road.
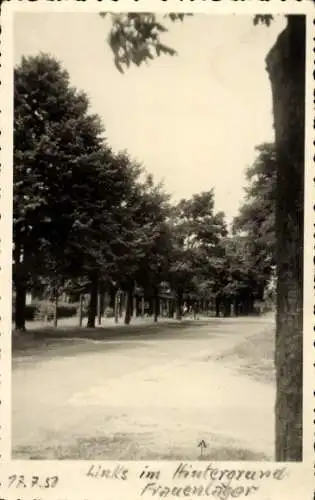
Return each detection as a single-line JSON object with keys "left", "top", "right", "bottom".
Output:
{"left": 12, "top": 315, "right": 275, "bottom": 460}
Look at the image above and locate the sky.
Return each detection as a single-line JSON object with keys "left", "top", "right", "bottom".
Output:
{"left": 14, "top": 13, "right": 285, "bottom": 223}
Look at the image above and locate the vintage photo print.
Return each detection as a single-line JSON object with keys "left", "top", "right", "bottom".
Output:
{"left": 0, "top": 1, "right": 314, "bottom": 499}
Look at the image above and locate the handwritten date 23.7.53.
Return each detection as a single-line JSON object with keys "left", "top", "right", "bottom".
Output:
{"left": 8, "top": 475, "right": 59, "bottom": 489}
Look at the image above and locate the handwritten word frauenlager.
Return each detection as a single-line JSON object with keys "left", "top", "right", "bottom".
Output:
{"left": 140, "top": 482, "right": 258, "bottom": 499}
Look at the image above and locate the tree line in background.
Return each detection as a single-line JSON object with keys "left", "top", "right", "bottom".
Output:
{"left": 13, "top": 53, "right": 276, "bottom": 331}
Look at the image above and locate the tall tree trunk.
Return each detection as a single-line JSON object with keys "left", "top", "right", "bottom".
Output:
{"left": 78, "top": 294, "right": 83, "bottom": 327}
{"left": 13, "top": 238, "right": 27, "bottom": 332}
{"left": 227, "top": 299, "right": 231, "bottom": 317}
{"left": 243, "top": 292, "right": 253, "bottom": 316}
{"left": 166, "top": 299, "right": 172, "bottom": 318}
{"left": 15, "top": 281, "right": 27, "bottom": 331}
{"left": 124, "top": 286, "right": 133, "bottom": 325}
{"left": 266, "top": 15, "right": 305, "bottom": 461}
{"left": 97, "top": 283, "right": 102, "bottom": 326}
{"left": 234, "top": 298, "right": 239, "bottom": 317}
{"left": 153, "top": 288, "right": 159, "bottom": 323}
{"left": 119, "top": 292, "right": 124, "bottom": 318}
{"left": 248, "top": 293, "right": 254, "bottom": 315}
{"left": 193, "top": 303, "right": 197, "bottom": 320}
{"left": 141, "top": 296, "right": 145, "bottom": 317}
{"left": 175, "top": 291, "right": 182, "bottom": 320}
{"left": 159, "top": 297, "right": 164, "bottom": 318}
{"left": 114, "top": 289, "right": 120, "bottom": 324}
{"left": 53, "top": 292, "right": 58, "bottom": 328}
{"left": 133, "top": 295, "right": 137, "bottom": 319}
{"left": 87, "top": 272, "right": 98, "bottom": 328}
{"left": 132, "top": 281, "right": 137, "bottom": 319}
{"left": 215, "top": 296, "right": 220, "bottom": 318}
{"left": 44, "top": 292, "right": 49, "bottom": 324}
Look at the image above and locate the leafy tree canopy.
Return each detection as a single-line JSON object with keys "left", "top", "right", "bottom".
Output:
{"left": 100, "top": 12, "right": 192, "bottom": 73}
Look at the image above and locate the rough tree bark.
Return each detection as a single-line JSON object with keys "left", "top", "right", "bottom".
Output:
{"left": 266, "top": 15, "right": 305, "bottom": 461}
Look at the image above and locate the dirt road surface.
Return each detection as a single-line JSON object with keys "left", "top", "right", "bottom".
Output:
{"left": 12, "top": 315, "right": 275, "bottom": 460}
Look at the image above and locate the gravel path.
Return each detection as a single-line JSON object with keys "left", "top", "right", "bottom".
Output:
{"left": 12, "top": 315, "right": 275, "bottom": 460}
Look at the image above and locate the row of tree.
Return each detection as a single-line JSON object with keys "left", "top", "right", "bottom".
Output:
{"left": 13, "top": 53, "right": 275, "bottom": 331}
{"left": 99, "top": 12, "right": 304, "bottom": 462}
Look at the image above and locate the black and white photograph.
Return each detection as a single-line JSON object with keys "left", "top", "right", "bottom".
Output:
{"left": 11, "top": 11, "right": 305, "bottom": 463}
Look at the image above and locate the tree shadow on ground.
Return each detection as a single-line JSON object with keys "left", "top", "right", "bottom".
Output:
{"left": 12, "top": 319, "right": 222, "bottom": 356}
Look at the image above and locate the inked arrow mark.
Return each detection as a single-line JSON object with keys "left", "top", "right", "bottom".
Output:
{"left": 198, "top": 439, "right": 207, "bottom": 458}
